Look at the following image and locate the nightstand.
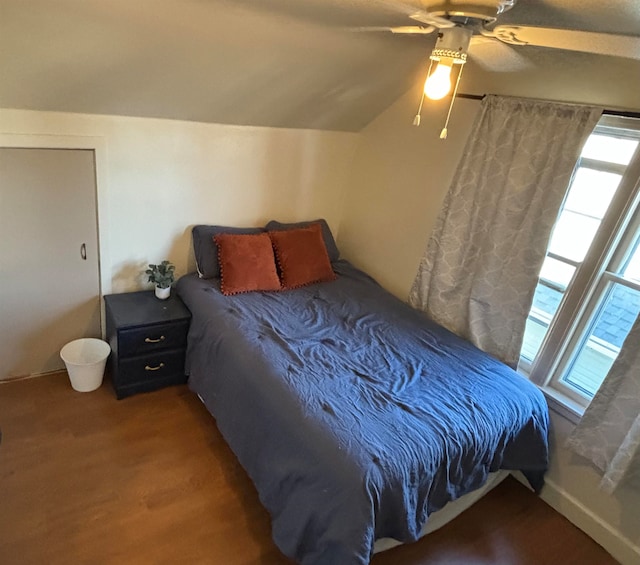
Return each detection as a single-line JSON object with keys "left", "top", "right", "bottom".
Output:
{"left": 104, "top": 291, "right": 191, "bottom": 399}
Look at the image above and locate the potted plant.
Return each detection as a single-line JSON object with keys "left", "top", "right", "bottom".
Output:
{"left": 146, "top": 260, "right": 176, "bottom": 300}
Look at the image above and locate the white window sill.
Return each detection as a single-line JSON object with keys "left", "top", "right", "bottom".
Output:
{"left": 538, "top": 385, "right": 584, "bottom": 425}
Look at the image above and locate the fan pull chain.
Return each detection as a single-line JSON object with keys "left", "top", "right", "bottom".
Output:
{"left": 440, "top": 63, "right": 464, "bottom": 139}
{"left": 413, "top": 59, "right": 434, "bottom": 126}
{"left": 413, "top": 94, "right": 425, "bottom": 126}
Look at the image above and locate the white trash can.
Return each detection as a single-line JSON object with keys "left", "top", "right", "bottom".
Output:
{"left": 60, "top": 338, "right": 111, "bottom": 392}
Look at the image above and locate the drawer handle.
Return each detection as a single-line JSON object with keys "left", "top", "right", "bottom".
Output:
{"left": 145, "top": 363, "right": 165, "bottom": 371}
{"left": 144, "top": 336, "right": 165, "bottom": 343}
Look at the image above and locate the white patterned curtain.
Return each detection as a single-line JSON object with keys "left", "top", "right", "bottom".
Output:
{"left": 409, "top": 95, "right": 602, "bottom": 367}
{"left": 566, "top": 315, "right": 640, "bottom": 493}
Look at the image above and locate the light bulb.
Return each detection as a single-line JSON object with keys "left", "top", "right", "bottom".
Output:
{"left": 424, "top": 61, "right": 453, "bottom": 100}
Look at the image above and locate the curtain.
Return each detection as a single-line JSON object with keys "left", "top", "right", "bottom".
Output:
{"left": 408, "top": 95, "right": 602, "bottom": 367}
{"left": 566, "top": 315, "right": 640, "bottom": 493}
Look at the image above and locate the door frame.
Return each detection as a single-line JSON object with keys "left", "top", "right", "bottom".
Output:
{"left": 0, "top": 134, "right": 110, "bottom": 335}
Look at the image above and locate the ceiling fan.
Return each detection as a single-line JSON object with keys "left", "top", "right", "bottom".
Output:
{"left": 365, "top": 1, "right": 640, "bottom": 72}
{"left": 355, "top": 1, "right": 640, "bottom": 136}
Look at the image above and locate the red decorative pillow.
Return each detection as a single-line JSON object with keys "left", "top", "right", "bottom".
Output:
{"left": 214, "top": 233, "right": 281, "bottom": 296}
{"left": 269, "top": 223, "right": 337, "bottom": 289}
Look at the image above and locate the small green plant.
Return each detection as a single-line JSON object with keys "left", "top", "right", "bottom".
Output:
{"left": 146, "top": 260, "right": 175, "bottom": 289}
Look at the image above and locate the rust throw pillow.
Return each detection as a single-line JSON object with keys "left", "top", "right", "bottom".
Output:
{"left": 269, "top": 223, "right": 336, "bottom": 289}
{"left": 214, "top": 233, "right": 281, "bottom": 296}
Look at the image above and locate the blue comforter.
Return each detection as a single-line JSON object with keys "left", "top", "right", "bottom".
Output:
{"left": 177, "top": 261, "right": 548, "bottom": 564}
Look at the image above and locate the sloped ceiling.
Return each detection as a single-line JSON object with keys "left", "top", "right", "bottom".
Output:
{"left": 1, "top": 0, "right": 639, "bottom": 132}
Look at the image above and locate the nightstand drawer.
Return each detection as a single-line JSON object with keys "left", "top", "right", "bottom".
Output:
{"left": 118, "top": 321, "right": 189, "bottom": 358}
{"left": 118, "top": 349, "right": 186, "bottom": 386}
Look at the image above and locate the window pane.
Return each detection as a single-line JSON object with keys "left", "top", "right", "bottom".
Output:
{"left": 563, "top": 168, "right": 621, "bottom": 219}
{"left": 622, "top": 236, "right": 640, "bottom": 283}
{"left": 562, "top": 283, "right": 640, "bottom": 397}
{"left": 581, "top": 134, "right": 639, "bottom": 165}
{"left": 521, "top": 283, "right": 564, "bottom": 363}
{"left": 548, "top": 210, "right": 600, "bottom": 262}
{"left": 539, "top": 256, "right": 575, "bottom": 289}
{"left": 520, "top": 116, "right": 640, "bottom": 409}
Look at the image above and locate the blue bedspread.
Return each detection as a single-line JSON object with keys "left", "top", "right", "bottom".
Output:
{"left": 177, "top": 261, "right": 548, "bottom": 564}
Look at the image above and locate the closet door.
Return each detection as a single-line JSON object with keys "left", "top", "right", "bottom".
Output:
{"left": 0, "top": 148, "right": 101, "bottom": 379}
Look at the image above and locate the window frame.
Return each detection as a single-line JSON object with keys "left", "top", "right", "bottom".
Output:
{"left": 521, "top": 115, "right": 640, "bottom": 418}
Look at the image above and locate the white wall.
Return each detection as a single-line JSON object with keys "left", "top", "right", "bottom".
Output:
{"left": 0, "top": 109, "right": 358, "bottom": 294}
{"left": 542, "top": 411, "right": 640, "bottom": 564}
{"left": 337, "top": 87, "right": 480, "bottom": 299}
{"left": 338, "top": 89, "right": 640, "bottom": 564}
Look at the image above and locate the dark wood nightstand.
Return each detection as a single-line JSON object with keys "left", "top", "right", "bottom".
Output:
{"left": 104, "top": 291, "right": 191, "bottom": 399}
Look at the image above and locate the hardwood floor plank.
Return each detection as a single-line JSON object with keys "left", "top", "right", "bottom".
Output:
{"left": 0, "top": 373, "right": 617, "bottom": 564}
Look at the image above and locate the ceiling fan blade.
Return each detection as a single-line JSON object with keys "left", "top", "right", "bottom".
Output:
{"left": 492, "top": 26, "right": 640, "bottom": 60}
{"left": 468, "top": 36, "right": 532, "bottom": 72}
{"left": 347, "top": 25, "right": 435, "bottom": 34}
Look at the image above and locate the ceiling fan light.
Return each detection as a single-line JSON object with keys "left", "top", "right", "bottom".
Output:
{"left": 430, "top": 26, "right": 473, "bottom": 65}
{"left": 424, "top": 60, "right": 453, "bottom": 100}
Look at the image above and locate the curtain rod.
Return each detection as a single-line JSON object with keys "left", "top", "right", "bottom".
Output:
{"left": 455, "top": 93, "right": 640, "bottom": 119}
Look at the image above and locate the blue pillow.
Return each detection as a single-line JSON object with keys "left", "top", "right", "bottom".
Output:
{"left": 265, "top": 219, "right": 339, "bottom": 262}
{"left": 192, "top": 225, "right": 264, "bottom": 279}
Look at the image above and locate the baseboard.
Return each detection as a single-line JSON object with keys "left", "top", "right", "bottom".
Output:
{"left": 540, "top": 477, "right": 640, "bottom": 565}
{"left": 0, "top": 369, "right": 65, "bottom": 384}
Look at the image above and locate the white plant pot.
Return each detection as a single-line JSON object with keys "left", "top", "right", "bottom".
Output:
{"left": 155, "top": 285, "right": 171, "bottom": 300}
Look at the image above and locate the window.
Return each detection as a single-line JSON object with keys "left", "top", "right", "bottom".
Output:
{"left": 520, "top": 116, "right": 640, "bottom": 415}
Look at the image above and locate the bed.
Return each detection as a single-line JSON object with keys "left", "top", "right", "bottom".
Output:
{"left": 176, "top": 224, "right": 549, "bottom": 565}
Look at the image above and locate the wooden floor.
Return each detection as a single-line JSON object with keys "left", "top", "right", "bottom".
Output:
{"left": 0, "top": 373, "right": 617, "bottom": 565}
